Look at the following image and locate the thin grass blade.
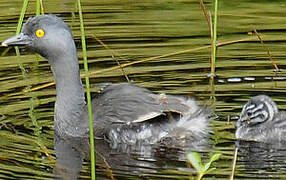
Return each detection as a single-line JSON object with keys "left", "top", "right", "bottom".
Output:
{"left": 76, "top": 0, "right": 96, "bottom": 179}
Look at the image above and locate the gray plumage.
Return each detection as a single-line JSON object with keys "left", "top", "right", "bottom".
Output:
{"left": 236, "top": 95, "right": 286, "bottom": 143}
{"left": 2, "top": 15, "right": 210, "bottom": 145}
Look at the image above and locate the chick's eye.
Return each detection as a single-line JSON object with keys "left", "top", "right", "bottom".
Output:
{"left": 35, "top": 29, "right": 45, "bottom": 38}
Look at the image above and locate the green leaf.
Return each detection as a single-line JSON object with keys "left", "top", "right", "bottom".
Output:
{"left": 204, "top": 161, "right": 212, "bottom": 171}
{"left": 187, "top": 152, "right": 203, "bottom": 172}
{"left": 204, "top": 153, "right": 221, "bottom": 170}
{"left": 209, "top": 153, "right": 222, "bottom": 162}
{"left": 205, "top": 167, "right": 216, "bottom": 175}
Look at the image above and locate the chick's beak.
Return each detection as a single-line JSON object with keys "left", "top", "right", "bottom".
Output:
{"left": 2, "top": 33, "right": 31, "bottom": 47}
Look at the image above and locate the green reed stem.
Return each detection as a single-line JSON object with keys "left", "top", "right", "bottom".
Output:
{"left": 15, "top": 0, "right": 29, "bottom": 75}
{"left": 36, "top": 0, "right": 40, "bottom": 15}
{"left": 76, "top": 0, "right": 96, "bottom": 179}
{"left": 36, "top": 0, "right": 44, "bottom": 15}
{"left": 16, "top": 0, "right": 28, "bottom": 35}
{"left": 210, "top": 0, "right": 218, "bottom": 75}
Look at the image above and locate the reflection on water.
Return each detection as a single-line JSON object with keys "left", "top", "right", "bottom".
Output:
{"left": 54, "top": 130, "right": 211, "bottom": 179}
{"left": 236, "top": 140, "right": 286, "bottom": 179}
{"left": 1, "top": 0, "right": 286, "bottom": 179}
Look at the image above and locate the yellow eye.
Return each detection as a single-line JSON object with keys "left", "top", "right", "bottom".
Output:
{"left": 35, "top": 29, "right": 45, "bottom": 38}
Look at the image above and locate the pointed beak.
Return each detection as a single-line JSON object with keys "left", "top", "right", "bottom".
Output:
{"left": 2, "top": 33, "right": 31, "bottom": 47}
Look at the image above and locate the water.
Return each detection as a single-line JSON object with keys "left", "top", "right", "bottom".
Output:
{"left": 1, "top": 0, "right": 286, "bottom": 179}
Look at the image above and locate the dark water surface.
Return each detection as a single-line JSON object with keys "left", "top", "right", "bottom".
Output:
{"left": 1, "top": 0, "right": 286, "bottom": 179}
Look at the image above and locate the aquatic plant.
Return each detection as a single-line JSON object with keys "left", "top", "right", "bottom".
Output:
{"left": 187, "top": 152, "right": 221, "bottom": 180}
